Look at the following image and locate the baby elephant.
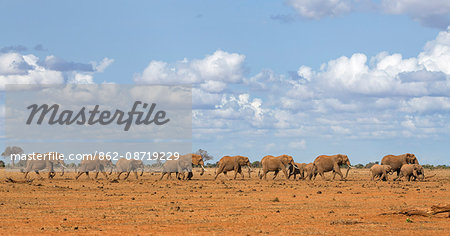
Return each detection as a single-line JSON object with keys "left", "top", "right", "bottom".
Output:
{"left": 115, "top": 158, "right": 144, "bottom": 180}
{"left": 370, "top": 164, "right": 393, "bottom": 181}
{"left": 398, "top": 164, "right": 424, "bottom": 181}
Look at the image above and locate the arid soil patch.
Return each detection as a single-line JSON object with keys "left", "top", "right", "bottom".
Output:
{"left": 0, "top": 169, "right": 449, "bottom": 235}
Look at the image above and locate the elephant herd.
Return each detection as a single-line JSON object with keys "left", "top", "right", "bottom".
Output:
{"left": 213, "top": 153, "right": 423, "bottom": 182}
{"left": 372, "top": 153, "right": 424, "bottom": 181}
{"left": 18, "top": 152, "right": 424, "bottom": 182}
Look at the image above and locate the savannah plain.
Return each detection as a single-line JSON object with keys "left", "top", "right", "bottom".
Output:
{"left": 0, "top": 168, "right": 449, "bottom": 235}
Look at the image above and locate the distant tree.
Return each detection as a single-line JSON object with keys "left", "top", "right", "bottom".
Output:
{"left": 206, "top": 162, "right": 217, "bottom": 168}
{"left": 195, "top": 149, "right": 214, "bottom": 161}
{"left": 0, "top": 160, "right": 5, "bottom": 168}
{"left": 436, "top": 165, "right": 450, "bottom": 169}
{"left": 365, "top": 161, "right": 379, "bottom": 169}
{"left": 251, "top": 161, "right": 261, "bottom": 168}
{"left": 354, "top": 164, "right": 364, "bottom": 169}
{"left": 1, "top": 146, "right": 24, "bottom": 167}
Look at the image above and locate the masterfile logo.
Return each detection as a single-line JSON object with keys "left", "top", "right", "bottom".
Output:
{"left": 26, "top": 101, "right": 170, "bottom": 131}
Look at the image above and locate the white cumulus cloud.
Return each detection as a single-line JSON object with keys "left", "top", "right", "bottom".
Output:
{"left": 381, "top": 0, "right": 450, "bottom": 28}
{"left": 134, "top": 50, "right": 246, "bottom": 85}
{"left": 286, "top": 0, "right": 356, "bottom": 19}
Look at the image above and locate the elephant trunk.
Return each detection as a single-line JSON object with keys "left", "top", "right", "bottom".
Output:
{"left": 344, "top": 164, "right": 351, "bottom": 179}
{"left": 60, "top": 163, "right": 68, "bottom": 176}
{"left": 200, "top": 164, "right": 206, "bottom": 176}
{"left": 108, "top": 164, "right": 114, "bottom": 175}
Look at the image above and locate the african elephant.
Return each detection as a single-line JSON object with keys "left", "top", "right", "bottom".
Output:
{"left": 370, "top": 164, "right": 393, "bottom": 181}
{"left": 258, "top": 154, "right": 297, "bottom": 180}
{"left": 398, "top": 164, "right": 424, "bottom": 181}
{"left": 214, "top": 155, "right": 252, "bottom": 180}
{"left": 160, "top": 154, "right": 206, "bottom": 180}
{"left": 75, "top": 155, "right": 114, "bottom": 180}
{"left": 115, "top": 158, "right": 144, "bottom": 180}
{"left": 313, "top": 154, "right": 351, "bottom": 180}
{"left": 303, "top": 163, "right": 316, "bottom": 180}
{"left": 179, "top": 154, "right": 206, "bottom": 180}
{"left": 381, "top": 153, "right": 419, "bottom": 180}
{"left": 23, "top": 152, "right": 67, "bottom": 179}
{"left": 288, "top": 163, "right": 306, "bottom": 180}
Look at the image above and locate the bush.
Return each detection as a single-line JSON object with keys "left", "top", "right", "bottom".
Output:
{"left": 0, "top": 160, "right": 5, "bottom": 168}
{"left": 251, "top": 161, "right": 261, "bottom": 168}
{"left": 354, "top": 164, "right": 364, "bottom": 169}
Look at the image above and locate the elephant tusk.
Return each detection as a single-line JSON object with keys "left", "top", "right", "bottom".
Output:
{"left": 201, "top": 165, "right": 206, "bottom": 171}
{"left": 293, "top": 164, "right": 300, "bottom": 170}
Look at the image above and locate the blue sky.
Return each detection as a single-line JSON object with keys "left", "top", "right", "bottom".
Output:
{"left": 1, "top": 0, "right": 450, "bottom": 164}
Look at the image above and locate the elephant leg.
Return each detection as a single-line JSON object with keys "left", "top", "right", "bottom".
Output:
{"left": 24, "top": 171, "right": 29, "bottom": 179}
{"left": 159, "top": 172, "right": 166, "bottom": 180}
{"left": 282, "top": 167, "right": 289, "bottom": 180}
{"left": 117, "top": 171, "right": 124, "bottom": 180}
{"left": 273, "top": 170, "right": 279, "bottom": 180}
{"left": 333, "top": 165, "right": 344, "bottom": 180}
{"left": 101, "top": 167, "right": 109, "bottom": 180}
{"left": 239, "top": 167, "right": 245, "bottom": 179}
{"left": 393, "top": 170, "right": 401, "bottom": 181}
{"left": 179, "top": 172, "right": 185, "bottom": 180}
{"left": 75, "top": 171, "right": 83, "bottom": 180}
{"left": 186, "top": 172, "right": 193, "bottom": 180}
{"left": 214, "top": 166, "right": 225, "bottom": 180}
{"left": 93, "top": 169, "right": 100, "bottom": 179}
{"left": 317, "top": 169, "right": 325, "bottom": 180}
{"left": 134, "top": 170, "right": 138, "bottom": 179}
{"left": 35, "top": 171, "right": 44, "bottom": 180}
{"left": 260, "top": 168, "right": 269, "bottom": 180}
{"left": 167, "top": 172, "right": 172, "bottom": 179}
{"left": 397, "top": 171, "right": 403, "bottom": 181}
{"left": 124, "top": 171, "right": 131, "bottom": 180}
{"left": 233, "top": 165, "right": 240, "bottom": 180}
{"left": 381, "top": 172, "right": 386, "bottom": 181}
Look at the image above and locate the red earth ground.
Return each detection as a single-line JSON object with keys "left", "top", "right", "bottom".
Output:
{"left": 0, "top": 168, "right": 449, "bottom": 235}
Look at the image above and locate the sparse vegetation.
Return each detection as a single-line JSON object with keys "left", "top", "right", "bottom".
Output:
{"left": 195, "top": 149, "right": 214, "bottom": 161}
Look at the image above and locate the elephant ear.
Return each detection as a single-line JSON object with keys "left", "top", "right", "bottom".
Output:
{"left": 336, "top": 155, "right": 343, "bottom": 164}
